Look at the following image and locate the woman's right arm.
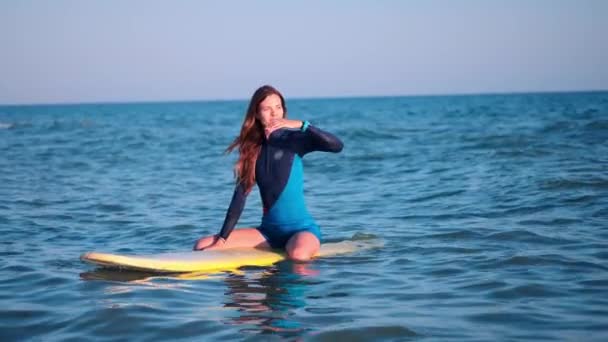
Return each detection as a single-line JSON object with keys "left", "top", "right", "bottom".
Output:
{"left": 216, "top": 181, "right": 248, "bottom": 241}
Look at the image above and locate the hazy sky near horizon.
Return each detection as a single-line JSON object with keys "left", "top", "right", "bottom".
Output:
{"left": 1, "top": 0, "right": 607, "bottom": 104}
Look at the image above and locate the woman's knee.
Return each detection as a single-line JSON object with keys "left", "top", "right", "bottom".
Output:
{"left": 286, "top": 232, "right": 320, "bottom": 261}
{"left": 288, "top": 248, "right": 315, "bottom": 261}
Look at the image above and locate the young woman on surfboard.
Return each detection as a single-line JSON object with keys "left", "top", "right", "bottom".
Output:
{"left": 193, "top": 85, "right": 343, "bottom": 261}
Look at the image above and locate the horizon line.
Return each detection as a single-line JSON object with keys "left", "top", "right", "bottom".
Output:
{"left": 1, "top": 88, "right": 607, "bottom": 108}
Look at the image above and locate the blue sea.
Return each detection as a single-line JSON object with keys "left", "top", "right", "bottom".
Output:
{"left": 1, "top": 92, "right": 607, "bottom": 341}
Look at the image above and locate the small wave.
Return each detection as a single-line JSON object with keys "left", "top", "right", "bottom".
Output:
{"left": 413, "top": 230, "right": 483, "bottom": 240}
{"left": 0, "top": 122, "right": 14, "bottom": 129}
{"left": 563, "top": 193, "right": 603, "bottom": 204}
{"left": 14, "top": 199, "right": 50, "bottom": 208}
{"left": 95, "top": 203, "right": 129, "bottom": 212}
{"left": 350, "top": 232, "right": 380, "bottom": 241}
{"left": 539, "top": 120, "right": 578, "bottom": 134}
{"left": 459, "top": 280, "right": 508, "bottom": 292}
{"left": 467, "top": 311, "right": 550, "bottom": 324}
{"left": 0, "top": 250, "right": 22, "bottom": 262}
{"left": 1, "top": 264, "right": 35, "bottom": 273}
{"left": 447, "top": 246, "right": 483, "bottom": 254}
{"left": 165, "top": 224, "right": 198, "bottom": 231}
{"left": 578, "top": 279, "right": 608, "bottom": 287}
{"left": 481, "top": 204, "right": 555, "bottom": 218}
{"left": 409, "top": 189, "right": 465, "bottom": 203}
{"left": 584, "top": 119, "right": 608, "bottom": 131}
{"left": 517, "top": 218, "right": 582, "bottom": 226}
{"left": 423, "top": 230, "right": 482, "bottom": 240}
{"left": 426, "top": 267, "right": 465, "bottom": 277}
{"left": 491, "top": 147, "right": 553, "bottom": 158}
{"left": 408, "top": 246, "right": 482, "bottom": 256}
{"left": 312, "top": 325, "right": 419, "bottom": 340}
{"left": 540, "top": 178, "right": 608, "bottom": 191}
{"left": 348, "top": 151, "right": 411, "bottom": 162}
{"left": 592, "top": 251, "right": 608, "bottom": 260}
{"left": 490, "top": 283, "right": 564, "bottom": 299}
{"left": 483, "top": 254, "right": 608, "bottom": 272}
{"left": 592, "top": 207, "right": 608, "bottom": 218}
{"left": 486, "top": 230, "right": 569, "bottom": 245}
{"left": 460, "top": 133, "right": 536, "bottom": 151}
{"left": 344, "top": 128, "right": 401, "bottom": 140}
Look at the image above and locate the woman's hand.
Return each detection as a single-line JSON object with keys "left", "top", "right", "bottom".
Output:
{"left": 193, "top": 235, "right": 226, "bottom": 251}
{"left": 265, "top": 119, "right": 302, "bottom": 138}
{"left": 203, "top": 237, "right": 226, "bottom": 251}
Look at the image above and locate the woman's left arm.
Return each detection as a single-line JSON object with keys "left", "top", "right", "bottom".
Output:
{"left": 299, "top": 122, "right": 344, "bottom": 154}
{"left": 267, "top": 118, "right": 344, "bottom": 155}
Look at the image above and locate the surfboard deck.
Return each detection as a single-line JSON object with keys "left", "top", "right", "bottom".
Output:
{"left": 80, "top": 239, "right": 382, "bottom": 274}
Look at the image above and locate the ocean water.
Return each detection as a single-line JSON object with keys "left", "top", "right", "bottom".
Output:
{"left": 1, "top": 91, "right": 607, "bottom": 341}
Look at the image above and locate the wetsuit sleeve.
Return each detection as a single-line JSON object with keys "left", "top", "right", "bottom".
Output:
{"left": 218, "top": 181, "right": 248, "bottom": 240}
{"left": 296, "top": 123, "right": 344, "bottom": 156}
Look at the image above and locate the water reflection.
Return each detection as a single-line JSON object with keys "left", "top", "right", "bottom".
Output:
{"left": 80, "top": 261, "right": 319, "bottom": 337}
{"left": 222, "top": 261, "right": 319, "bottom": 338}
{"left": 80, "top": 261, "right": 321, "bottom": 338}
{"left": 80, "top": 269, "right": 161, "bottom": 282}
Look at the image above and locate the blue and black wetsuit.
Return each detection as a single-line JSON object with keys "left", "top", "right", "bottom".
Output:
{"left": 218, "top": 122, "right": 343, "bottom": 249}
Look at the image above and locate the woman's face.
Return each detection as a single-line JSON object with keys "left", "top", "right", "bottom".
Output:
{"left": 257, "top": 94, "right": 284, "bottom": 127}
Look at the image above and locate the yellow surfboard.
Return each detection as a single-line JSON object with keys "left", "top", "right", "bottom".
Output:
{"left": 81, "top": 239, "right": 382, "bottom": 274}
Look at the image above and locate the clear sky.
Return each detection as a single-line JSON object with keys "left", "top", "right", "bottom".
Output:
{"left": 1, "top": 0, "right": 607, "bottom": 105}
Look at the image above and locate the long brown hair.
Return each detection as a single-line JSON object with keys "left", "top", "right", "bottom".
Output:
{"left": 226, "top": 85, "right": 287, "bottom": 193}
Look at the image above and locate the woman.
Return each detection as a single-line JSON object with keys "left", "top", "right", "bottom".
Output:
{"left": 193, "top": 85, "right": 343, "bottom": 261}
